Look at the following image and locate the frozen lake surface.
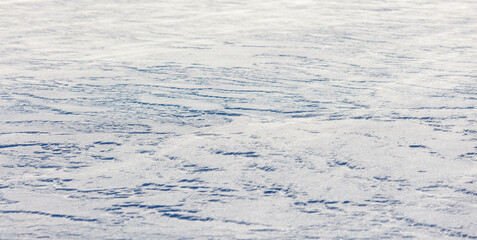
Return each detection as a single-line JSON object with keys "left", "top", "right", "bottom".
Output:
{"left": 1, "top": 0, "right": 476, "bottom": 239}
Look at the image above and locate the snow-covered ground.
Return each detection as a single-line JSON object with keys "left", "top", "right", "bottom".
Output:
{"left": 1, "top": 0, "right": 476, "bottom": 239}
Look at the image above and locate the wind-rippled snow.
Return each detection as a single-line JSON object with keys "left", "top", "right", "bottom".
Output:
{"left": 1, "top": 0, "right": 476, "bottom": 239}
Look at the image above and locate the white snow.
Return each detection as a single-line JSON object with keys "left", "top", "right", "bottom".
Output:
{"left": 0, "top": 0, "right": 476, "bottom": 239}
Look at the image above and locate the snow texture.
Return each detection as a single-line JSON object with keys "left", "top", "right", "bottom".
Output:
{"left": 0, "top": 0, "right": 476, "bottom": 239}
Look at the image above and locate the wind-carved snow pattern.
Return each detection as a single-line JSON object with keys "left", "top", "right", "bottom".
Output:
{"left": 0, "top": 0, "right": 476, "bottom": 239}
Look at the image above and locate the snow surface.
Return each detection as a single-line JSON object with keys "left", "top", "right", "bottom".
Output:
{"left": 1, "top": 0, "right": 476, "bottom": 239}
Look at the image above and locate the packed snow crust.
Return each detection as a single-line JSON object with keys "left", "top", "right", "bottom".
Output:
{"left": 1, "top": 0, "right": 476, "bottom": 239}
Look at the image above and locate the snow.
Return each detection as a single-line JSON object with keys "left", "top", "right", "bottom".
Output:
{"left": 1, "top": 0, "right": 476, "bottom": 239}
